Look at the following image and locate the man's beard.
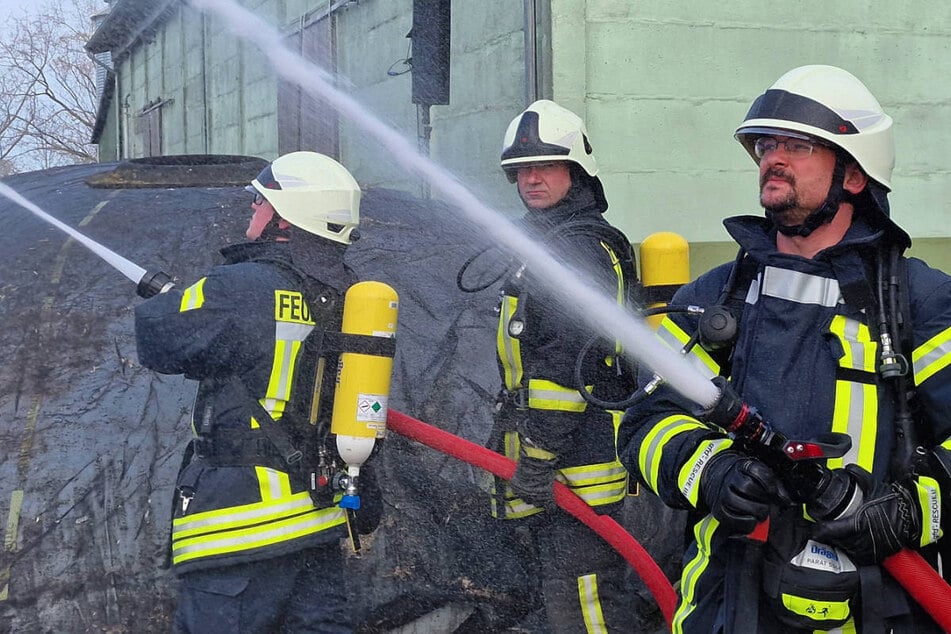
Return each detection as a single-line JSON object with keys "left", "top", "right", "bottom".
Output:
{"left": 761, "top": 168, "right": 807, "bottom": 225}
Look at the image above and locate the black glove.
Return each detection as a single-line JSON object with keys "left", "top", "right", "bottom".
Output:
{"left": 509, "top": 438, "right": 559, "bottom": 511}
{"left": 700, "top": 451, "right": 789, "bottom": 535}
{"left": 812, "top": 465, "right": 923, "bottom": 566}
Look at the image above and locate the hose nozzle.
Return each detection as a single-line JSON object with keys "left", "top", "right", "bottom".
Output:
{"left": 137, "top": 270, "right": 175, "bottom": 298}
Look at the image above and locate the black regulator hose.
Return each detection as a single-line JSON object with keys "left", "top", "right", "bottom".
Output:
{"left": 573, "top": 305, "right": 702, "bottom": 411}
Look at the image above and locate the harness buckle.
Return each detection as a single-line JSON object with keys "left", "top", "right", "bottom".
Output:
{"left": 178, "top": 486, "right": 195, "bottom": 513}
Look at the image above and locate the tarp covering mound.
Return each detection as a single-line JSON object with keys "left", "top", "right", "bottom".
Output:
{"left": 0, "top": 160, "right": 684, "bottom": 632}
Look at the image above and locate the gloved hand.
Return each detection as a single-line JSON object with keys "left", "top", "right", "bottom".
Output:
{"left": 509, "top": 438, "right": 559, "bottom": 511}
{"left": 812, "top": 465, "right": 926, "bottom": 566}
{"left": 700, "top": 451, "right": 788, "bottom": 535}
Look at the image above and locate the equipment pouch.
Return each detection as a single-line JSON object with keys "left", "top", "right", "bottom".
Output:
{"left": 761, "top": 509, "right": 859, "bottom": 630}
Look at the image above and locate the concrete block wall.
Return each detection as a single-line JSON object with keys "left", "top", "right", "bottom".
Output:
{"left": 568, "top": 0, "right": 951, "bottom": 272}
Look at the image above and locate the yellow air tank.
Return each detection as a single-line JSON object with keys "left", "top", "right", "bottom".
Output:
{"left": 639, "top": 232, "right": 689, "bottom": 329}
{"left": 331, "top": 281, "right": 398, "bottom": 508}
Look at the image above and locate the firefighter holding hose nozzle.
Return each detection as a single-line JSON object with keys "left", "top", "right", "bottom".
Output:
{"left": 619, "top": 66, "right": 951, "bottom": 632}
{"left": 135, "top": 152, "right": 386, "bottom": 633}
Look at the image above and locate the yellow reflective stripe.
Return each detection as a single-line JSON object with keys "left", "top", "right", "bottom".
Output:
{"left": 672, "top": 515, "right": 719, "bottom": 634}
{"left": 913, "top": 325, "right": 951, "bottom": 386}
{"left": 916, "top": 475, "right": 943, "bottom": 547}
{"left": 179, "top": 277, "right": 207, "bottom": 312}
{"left": 829, "top": 316, "right": 876, "bottom": 373}
{"left": 781, "top": 593, "right": 850, "bottom": 622}
{"left": 173, "top": 491, "right": 329, "bottom": 538}
{"left": 578, "top": 573, "right": 607, "bottom": 634}
{"left": 600, "top": 240, "right": 626, "bottom": 357}
{"left": 172, "top": 503, "right": 346, "bottom": 565}
{"left": 827, "top": 316, "right": 877, "bottom": 471}
{"left": 527, "top": 378, "right": 588, "bottom": 412}
{"left": 657, "top": 318, "right": 720, "bottom": 377}
{"left": 261, "top": 298, "right": 315, "bottom": 422}
{"left": 599, "top": 240, "right": 624, "bottom": 306}
{"left": 561, "top": 460, "right": 628, "bottom": 506}
{"left": 497, "top": 295, "right": 523, "bottom": 391}
{"left": 942, "top": 438, "right": 951, "bottom": 451}
{"left": 639, "top": 415, "right": 708, "bottom": 494}
{"left": 256, "top": 466, "right": 292, "bottom": 501}
{"left": 523, "top": 444, "right": 557, "bottom": 460}
{"left": 678, "top": 438, "right": 733, "bottom": 507}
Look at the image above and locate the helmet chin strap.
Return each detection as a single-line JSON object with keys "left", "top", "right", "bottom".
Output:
{"left": 768, "top": 154, "right": 847, "bottom": 238}
{"left": 259, "top": 216, "right": 292, "bottom": 242}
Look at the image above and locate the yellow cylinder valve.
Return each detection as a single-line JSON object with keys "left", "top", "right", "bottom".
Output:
{"left": 639, "top": 232, "right": 689, "bottom": 329}
{"left": 331, "top": 281, "right": 399, "bottom": 508}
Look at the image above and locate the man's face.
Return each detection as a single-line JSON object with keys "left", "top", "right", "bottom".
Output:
{"left": 757, "top": 135, "right": 838, "bottom": 227}
{"left": 515, "top": 161, "right": 572, "bottom": 209}
{"left": 246, "top": 191, "right": 290, "bottom": 240}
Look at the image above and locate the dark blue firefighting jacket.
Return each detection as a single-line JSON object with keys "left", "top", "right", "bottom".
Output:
{"left": 491, "top": 207, "right": 633, "bottom": 519}
{"left": 135, "top": 241, "right": 349, "bottom": 574}
{"left": 620, "top": 215, "right": 951, "bottom": 632}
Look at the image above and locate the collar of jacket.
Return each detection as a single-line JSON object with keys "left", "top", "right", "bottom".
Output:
{"left": 722, "top": 214, "right": 888, "bottom": 262}
{"left": 219, "top": 240, "right": 292, "bottom": 265}
{"left": 722, "top": 214, "right": 887, "bottom": 309}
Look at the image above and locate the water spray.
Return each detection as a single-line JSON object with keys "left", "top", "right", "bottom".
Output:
{"left": 0, "top": 182, "right": 173, "bottom": 298}
{"left": 187, "top": 0, "right": 721, "bottom": 410}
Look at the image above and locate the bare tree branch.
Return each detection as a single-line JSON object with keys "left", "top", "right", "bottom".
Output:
{"left": 0, "top": 0, "right": 103, "bottom": 173}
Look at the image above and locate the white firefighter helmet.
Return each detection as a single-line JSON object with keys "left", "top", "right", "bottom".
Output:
{"left": 500, "top": 100, "right": 598, "bottom": 182}
{"left": 734, "top": 65, "right": 894, "bottom": 190}
{"left": 250, "top": 151, "right": 361, "bottom": 244}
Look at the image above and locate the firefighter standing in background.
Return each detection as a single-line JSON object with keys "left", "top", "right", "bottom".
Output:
{"left": 488, "top": 100, "right": 642, "bottom": 632}
{"left": 135, "top": 151, "right": 380, "bottom": 633}
{"left": 620, "top": 66, "right": 951, "bottom": 632}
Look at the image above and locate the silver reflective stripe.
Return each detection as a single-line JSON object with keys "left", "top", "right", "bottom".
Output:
{"left": 578, "top": 573, "right": 607, "bottom": 633}
{"left": 173, "top": 494, "right": 316, "bottom": 534}
{"left": 761, "top": 266, "right": 841, "bottom": 307}
{"left": 273, "top": 321, "right": 312, "bottom": 399}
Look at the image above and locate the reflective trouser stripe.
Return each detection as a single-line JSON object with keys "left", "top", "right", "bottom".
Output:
{"left": 671, "top": 515, "right": 719, "bottom": 634}
{"left": 497, "top": 295, "right": 523, "bottom": 391}
{"left": 578, "top": 573, "right": 608, "bottom": 634}
{"left": 828, "top": 315, "right": 877, "bottom": 471}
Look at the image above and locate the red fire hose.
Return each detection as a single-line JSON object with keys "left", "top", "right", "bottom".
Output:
{"left": 388, "top": 409, "right": 951, "bottom": 631}
{"left": 386, "top": 409, "right": 678, "bottom": 627}
{"left": 883, "top": 550, "right": 951, "bottom": 630}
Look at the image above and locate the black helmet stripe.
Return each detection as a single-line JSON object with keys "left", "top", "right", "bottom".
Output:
{"left": 254, "top": 163, "right": 282, "bottom": 190}
{"left": 744, "top": 89, "right": 859, "bottom": 136}
{"left": 501, "top": 111, "right": 571, "bottom": 162}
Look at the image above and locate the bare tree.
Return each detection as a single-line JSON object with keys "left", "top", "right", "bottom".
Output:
{"left": 0, "top": 0, "right": 102, "bottom": 173}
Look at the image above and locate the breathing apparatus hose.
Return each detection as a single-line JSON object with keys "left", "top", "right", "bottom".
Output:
{"left": 386, "top": 409, "right": 678, "bottom": 628}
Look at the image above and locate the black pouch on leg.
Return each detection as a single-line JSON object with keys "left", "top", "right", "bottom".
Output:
{"left": 761, "top": 509, "right": 860, "bottom": 630}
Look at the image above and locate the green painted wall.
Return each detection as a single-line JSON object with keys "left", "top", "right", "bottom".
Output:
{"left": 97, "top": 0, "right": 951, "bottom": 278}
{"left": 548, "top": 0, "right": 951, "bottom": 278}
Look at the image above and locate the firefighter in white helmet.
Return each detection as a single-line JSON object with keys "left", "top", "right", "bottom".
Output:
{"left": 621, "top": 66, "right": 951, "bottom": 632}
{"left": 135, "top": 151, "right": 380, "bottom": 632}
{"left": 488, "top": 100, "right": 647, "bottom": 632}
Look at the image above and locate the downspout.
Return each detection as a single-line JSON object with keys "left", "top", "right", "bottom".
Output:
{"left": 86, "top": 50, "right": 118, "bottom": 160}
{"left": 523, "top": 0, "right": 537, "bottom": 105}
{"left": 201, "top": 13, "right": 210, "bottom": 153}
